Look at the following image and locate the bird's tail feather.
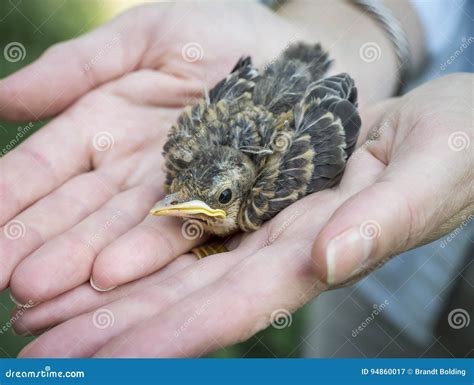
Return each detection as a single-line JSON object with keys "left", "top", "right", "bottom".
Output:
{"left": 281, "top": 42, "right": 332, "bottom": 81}
{"left": 253, "top": 42, "right": 331, "bottom": 115}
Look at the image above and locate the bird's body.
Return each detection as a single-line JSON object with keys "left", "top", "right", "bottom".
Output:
{"left": 152, "top": 42, "right": 361, "bottom": 237}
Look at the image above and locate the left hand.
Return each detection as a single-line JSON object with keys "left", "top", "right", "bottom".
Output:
{"left": 15, "top": 74, "right": 473, "bottom": 357}
{"left": 0, "top": 1, "right": 307, "bottom": 305}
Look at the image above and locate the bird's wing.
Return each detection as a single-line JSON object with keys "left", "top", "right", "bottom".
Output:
{"left": 209, "top": 56, "right": 259, "bottom": 104}
{"left": 238, "top": 73, "right": 361, "bottom": 232}
{"left": 162, "top": 57, "right": 260, "bottom": 190}
{"left": 300, "top": 73, "right": 360, "bottom": 157}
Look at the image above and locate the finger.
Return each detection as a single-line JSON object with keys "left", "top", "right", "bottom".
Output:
{"left": 0, "top": 116, "right": 91, "bottom": 226}
{"left": 356, "top": 98, "right": 399, "bottom": 147}
{"left": 0, "top": 7, "right": 152, "bottom": 121}
{"left": 9, "top": 184, "right": 158, "bottom": 304}
{"left": 18, "top": 206, "right": 280, "bottom": 337}
{"left": 89, "top": 214, "right": 210, "bottom": 291}
{"left": 77, "top": 147, "right": 383, "bottom": 358}
{"left": 13, "top": 254, "right": 197, "bottom": 336}
{"left": 19, "top": 186, "right": 343, "bottom": 357}
{"left": 90, "top": 166, "right": 333, "bottom": 291}
{"left": 93, "top": 241, "right": 322, "bottom": 358}
{"left": 106, "top": 70, "right": 205, "bottom": 108}
{"left": 18, "top": 250, "right": 247, "bottom": 357}
{"left": 89, "top": 194, "right": 343, "bottom": 358}
{"left": 312, "top": 143, "right": 465, "bottom": 287}
{"left": 0, "top": 171, "right": 117, "bottom": 290}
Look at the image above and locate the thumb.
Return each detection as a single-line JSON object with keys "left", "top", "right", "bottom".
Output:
{"left": 312, "top": 149, "right": 471, "bottom": 287}
{"left": 313, "top": 91, "right": 474, "bottom": 287}
{"left": 312, "top": 178, "right": 417, "bottom": 287}
{"left": 0, "top": 7, "right": 153, "bottom": 121}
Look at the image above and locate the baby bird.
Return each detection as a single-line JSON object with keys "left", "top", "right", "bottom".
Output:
{"left": 151, "top": 42, "right": 361, "bottom": 242}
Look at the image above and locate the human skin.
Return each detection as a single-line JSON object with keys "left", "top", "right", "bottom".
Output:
{"left": 277, "top": 0, "right": 425, "bottom": 102}
{"left": 3, "top": 1, "right": 470, "bottom": 358}
{"left": 1, "top": 0, "right": 416, "bottom": 306}
{"left": 13, "top": 73, "right": 474, "bottom": 357}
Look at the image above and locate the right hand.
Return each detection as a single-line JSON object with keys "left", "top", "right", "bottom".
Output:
{"left": 14, "top": 74, "right": 473, "bottom": 358}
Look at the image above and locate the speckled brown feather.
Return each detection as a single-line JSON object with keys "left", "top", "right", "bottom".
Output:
{"left": 162, "top": 42, "right": 361, "bottom": 236}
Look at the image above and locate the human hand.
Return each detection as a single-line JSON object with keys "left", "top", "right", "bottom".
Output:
{"left": 13, "top": 176, "right": 356, "bottom": 357}
{"left": 0, "top": 2, "right": 306, "bottom": 305}
{"left": 14, "top": 72, "right": 473, "bottom": 357}
{"left": 312, "top": 73, "right": 474, "bottom": 286}
{"left": 2, "top": 0, "right": 416, "bottom": 306}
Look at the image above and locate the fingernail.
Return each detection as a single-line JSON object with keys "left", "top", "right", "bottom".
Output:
{"left": 9, "top": 292, "right": 37, "bottom": 309}
{"left": 11, "top": 326, "right": 29, "bottom": 337}
{"left": 325, "top": 226, "right": 373, "bottom": 285}
{"left": 89, "top": 277, "right": 116, "bottom": 292}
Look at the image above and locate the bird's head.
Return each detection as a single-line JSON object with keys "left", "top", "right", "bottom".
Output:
{"left": 151, "top": 146, "right": 256, "bottom": 236}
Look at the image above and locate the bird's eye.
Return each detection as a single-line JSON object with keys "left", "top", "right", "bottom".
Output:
{"left": 218, "top": 188, "right": 232, "bottom": 204}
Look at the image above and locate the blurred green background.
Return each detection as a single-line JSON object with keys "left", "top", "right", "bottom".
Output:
{"left": 0, "top": 0, "right": 307, "bottom": 358}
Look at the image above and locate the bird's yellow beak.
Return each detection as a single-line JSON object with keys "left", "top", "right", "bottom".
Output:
{"left": 150, "top": 194, "right": 226, "bottom": 220}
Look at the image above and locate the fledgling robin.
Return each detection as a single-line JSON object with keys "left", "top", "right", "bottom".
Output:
{"left": 151, "top": 42, "right": 361, "bottom": 256}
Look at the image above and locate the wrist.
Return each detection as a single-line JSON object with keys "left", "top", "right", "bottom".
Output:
{"left": 276, "top": 0, "right": 400, "bottom": 105}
